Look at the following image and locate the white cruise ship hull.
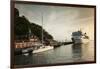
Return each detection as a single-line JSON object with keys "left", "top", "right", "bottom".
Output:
{"left": 72, "top": 36, "right": 89, "bottom": 44}
{"left": 73, "top": 39, "right": 89, "bottom": 44}
{"left": 33, "top": 46, "right": 54, "bottom": 53}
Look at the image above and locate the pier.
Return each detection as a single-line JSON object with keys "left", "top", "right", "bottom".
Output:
{"left": 51, "top": 41, "right": 73, "bottom": 47}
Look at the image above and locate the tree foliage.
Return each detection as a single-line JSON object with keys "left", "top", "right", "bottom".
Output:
{"left": 14, "top": 8, "right": 53, "bottom": 41}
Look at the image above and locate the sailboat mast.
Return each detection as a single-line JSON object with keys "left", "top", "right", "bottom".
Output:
{"left": 41, "top": 12, "right": 43, "bottom": 46}
{"left": 28, "top": 28, "right": 31, "bottom": 39}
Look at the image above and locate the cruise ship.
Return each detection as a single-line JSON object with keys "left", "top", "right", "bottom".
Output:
{"left": 71, "top": 30, "right": 89, "bottom": 44}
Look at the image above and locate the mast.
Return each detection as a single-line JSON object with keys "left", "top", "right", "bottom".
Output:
{"left": 28, "top": 28, "right": 31, "bottom": 40}
{"left": 41, "top": 11, "right": 44, "bottom": 46}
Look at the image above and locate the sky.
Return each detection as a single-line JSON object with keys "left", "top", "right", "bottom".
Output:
{"left": 15, "top": 3, "right": 94, "bottom": 41}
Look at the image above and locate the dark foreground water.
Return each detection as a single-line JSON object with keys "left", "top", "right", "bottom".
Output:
{"left": 15, "top": 41, "right": 95, "bottom": 65}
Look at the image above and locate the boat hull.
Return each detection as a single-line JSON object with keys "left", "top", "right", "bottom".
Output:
{"left": 15, "top": 47, "right": 33, "bottom": 55}
{"left": 33, "top": 46, "right": 53, "bottom": 53}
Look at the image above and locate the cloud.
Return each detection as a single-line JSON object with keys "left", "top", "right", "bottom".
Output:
{"left": 15, "top": 3, "right": 94, "bottom": 41}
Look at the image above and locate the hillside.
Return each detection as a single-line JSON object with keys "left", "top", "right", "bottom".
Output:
{"left": 14, "top": 8, "right": 53, "bottom": 41}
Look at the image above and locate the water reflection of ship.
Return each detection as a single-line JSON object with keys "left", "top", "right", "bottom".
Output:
{"left": 71, "top": 30, "right": 89, "bottom": 44}
{"left": 72, "top": 44, "right": 82, "bottom": 61}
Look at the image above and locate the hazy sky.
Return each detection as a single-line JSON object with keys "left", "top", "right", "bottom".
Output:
{"left": 15, "top": 3, "right": 94, "bottom": 41}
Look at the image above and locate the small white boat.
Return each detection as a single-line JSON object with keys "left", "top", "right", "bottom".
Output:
{"left": 15, "top": 41, "right": 34, "bottom": 55}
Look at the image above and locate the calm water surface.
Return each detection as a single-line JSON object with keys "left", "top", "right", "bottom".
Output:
{"left": 15, "top": 41, "right": 95, "bottom": 65}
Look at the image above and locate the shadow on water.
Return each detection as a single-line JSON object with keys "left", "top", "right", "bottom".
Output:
{"left": 15, "top": 53, "right": 48, "bottom": 65}
{"left": 15, "top": 54, "right": 34, "bottom": 65}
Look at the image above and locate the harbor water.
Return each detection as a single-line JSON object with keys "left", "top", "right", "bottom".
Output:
{"left": 15, "top": 41, "right": 95, "bottom": 65}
